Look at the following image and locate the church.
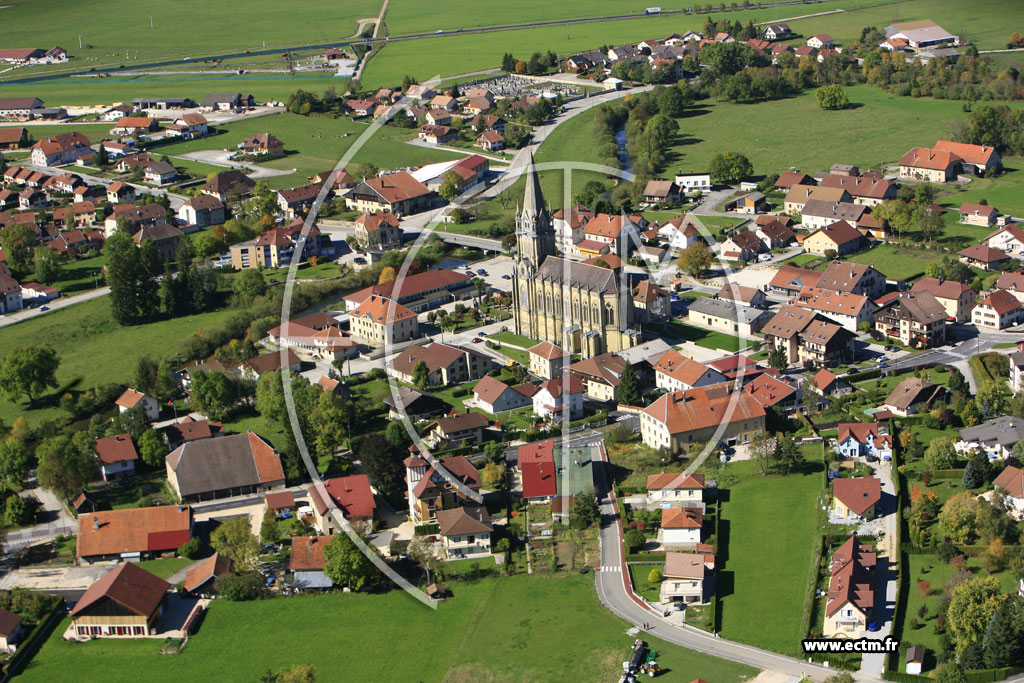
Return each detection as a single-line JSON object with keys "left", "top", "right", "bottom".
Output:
{"left": 512, "top": 153, "right": 641, "bottom": 358}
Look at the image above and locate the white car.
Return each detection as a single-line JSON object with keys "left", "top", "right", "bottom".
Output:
{"left": 757, "top": 253, "right": 772, "bottom": 262}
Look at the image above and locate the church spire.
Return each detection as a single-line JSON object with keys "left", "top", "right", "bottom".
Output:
{"left": 521, "top": 149, "right": 545, "bottom": 222}
{"left": 514, "top": 150, "right": 555, "bottom": 267}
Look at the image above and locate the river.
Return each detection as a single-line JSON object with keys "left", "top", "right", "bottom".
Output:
{"left": 614, "top": 127, "right": 632, "bottom": 174}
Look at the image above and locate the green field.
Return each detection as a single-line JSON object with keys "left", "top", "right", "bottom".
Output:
{"left": 782, "top": 0, "right": 1020, "bottom": 51}
{"left": 717, "top": 446, "right": 825, "bottom": 654}
{"left": 152, "top": 112, "right": 461, "bottom": 189}
{"left": 0, "top": 0, "right": 379, "bottom": 67}
{"left": 19, "top": 574, "right": 758, "bottom": 683}
{"left": 365, "top": 0, "right": 885, "bottom": 87}
{"left": 0, "top": 295, "right": 239, "bottom": 428}
{"left": 841, "top": 243, "right": 941, "bottom": 281}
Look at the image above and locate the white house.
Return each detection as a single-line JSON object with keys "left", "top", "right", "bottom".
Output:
{"left": 532, "top": 376, "right": 584, "bottom": 422}
{"left": 993, "top": 466, "right": 1024, "bottom": 515}
{"left": 835, "top": 423, "right": 892, "bottom": 460}
{"left": 1011, "top": 343, "right": 1024, "bottom": 394}
{"left": 94, "top": 434, "right": 138, "bottom": 481}
{"left": 472, "top": 375, "right": 533, "bottom": 414}
{"left": 654, "top": 350, "right": 727, "bottom": 392}
{"left": 435, "top": 505, "right": 492, "bottom": 560}
{"left": 646, "top": 472, "right": 704, "bottom": 508}
{"left": 114, "top": 388, "right": 158, "bottom": 421}
{"left": 658, "top": 216, "right": 702, "bottom": 251}
{"left": 956, "top": 416, "right": 1024, "bottom": 460}
{"left": 528, "top": 341, "right": 570, "bottom": 380}
{"left": 660, "top": 506, "right": 703, "bottom": 547}
{"left": 673, "top": 173, "right": 712, "bottom": 195}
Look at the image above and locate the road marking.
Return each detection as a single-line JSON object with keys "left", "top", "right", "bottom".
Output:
{"left": 598, "top": 565, "right": 621, "bottom": 572}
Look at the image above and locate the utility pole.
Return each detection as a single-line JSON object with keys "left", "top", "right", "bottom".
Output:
{"left": 150, "top": 15, "right": 154, "bottom": 29}
{"left": 78, "top": 35, "right": 83, "bottom": 49}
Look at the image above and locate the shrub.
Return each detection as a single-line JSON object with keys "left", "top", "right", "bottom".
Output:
{"left": 178, "top": 538, "right": 203, "bottom": 559}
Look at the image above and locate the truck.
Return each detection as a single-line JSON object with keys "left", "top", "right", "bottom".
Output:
{"left": 644, "top": 7, "right": 662, "bottom": 13}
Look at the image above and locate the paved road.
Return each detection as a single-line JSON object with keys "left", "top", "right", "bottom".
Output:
{"left": 589, "top": 445, "right": 874, "bottom": 682}
{"left": 0, "top": 285, "right": 110, "bottom": 328}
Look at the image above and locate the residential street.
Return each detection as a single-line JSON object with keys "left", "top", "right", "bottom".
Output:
{"left": 589, "top": 449, "right": 875, "bottom": 682}
{"left": 0, "top": 285, "right": 110, "bottom": 328}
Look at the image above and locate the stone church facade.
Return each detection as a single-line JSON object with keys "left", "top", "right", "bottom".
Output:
{"left": 512, "top": 154, "right": 639, "bottom": 357}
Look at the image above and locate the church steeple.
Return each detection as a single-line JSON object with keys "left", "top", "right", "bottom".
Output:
{"left": 515, "top": 150, "right": 555, "bottom": 267}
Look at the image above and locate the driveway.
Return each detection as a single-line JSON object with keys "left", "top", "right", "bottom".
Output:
{"left": 860, "top": 459, "right": 899, "bottom": 676}
{"left": 173, "top": 149, "right": 297, "bottom": 178}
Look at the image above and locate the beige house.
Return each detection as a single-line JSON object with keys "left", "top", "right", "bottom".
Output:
{"left": 783, "top": 185, "right": 850, "bottom": 215}
{"left": 899, "top": 147, "right": 960, "bottom": 183}
{"left": 660, "top": 551, "right": 715, "bottom": 604}
{"left": 646, "top": 472, "right": 704, "bottom": 508}
{"left": 354, "top": 212, "right": 402, "bottom": 249}
{"left": 824, "top": 536, "right": 876, "bottom": 637}
{"left": 802, "top": 219, "right": 865, "bottom": 254}
{"left": 528, "top": 341, "right": 570, "bottom": 379}
{"left": 910, "top": 277, "right": 976, "bottom": 322}
{"left": 566, "top": 353, "right": 626, "bottom": 402}
{"left": 960, "top": 203, "right": 998, "bottom": 227}
{"left": 832, "top": 477, "right": 881, "bottom": 519}
{"left": 388, "top": 342, "right": 491, "bottom": 386}
{"left": 641, "top": 385, "right": 765, "bottom": 454}
{"left": 70, "top": 563, "right": 169, "bottom": 638}
{"left": 436, "top": 505, "right": 493, "bottom": 560}
{"left": 348, "top": 295, "right": 420, "bottom": 347}
{"left": 307, "top": 475, "right": 376, "bottom": 535}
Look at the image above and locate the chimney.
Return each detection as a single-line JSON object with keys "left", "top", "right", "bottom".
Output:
{"left": 93, "top": 515, "right": 99, "bottom": 531}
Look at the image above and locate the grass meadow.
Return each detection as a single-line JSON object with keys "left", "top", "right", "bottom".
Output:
{"left": 716, "top": 445, "right": 825, "bottom": 654}
{"left": 19, "top": 574, "right": 758, "bottom": 683}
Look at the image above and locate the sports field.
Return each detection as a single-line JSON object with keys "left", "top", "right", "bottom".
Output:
{"left": 18, "top": 574, "right": 758, "bottom": 683}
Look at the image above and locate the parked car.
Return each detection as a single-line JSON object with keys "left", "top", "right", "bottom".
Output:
{"left": 501, "top": 274, "right": 511, "bottom": 280}
{"left": 472, "top": 338, "right": 483, "bottom": 343}
{"left": 757, "top": 253, "right": 772, "bottom": 262}
{"left": 39, "top": 306, "right": 49, "bottom": 311}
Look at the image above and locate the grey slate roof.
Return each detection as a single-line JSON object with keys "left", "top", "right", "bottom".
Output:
{"left": 688, "top": 296, "right": 773, "bottom": 326}
{"left": 958, "top": 416, "right": 1024, "bottom": 450}
{"left": 537, "top": 256, "right": 617, "bottom": 294}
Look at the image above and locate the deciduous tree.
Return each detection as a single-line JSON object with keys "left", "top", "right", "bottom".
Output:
{"left": 0, "top": 344, "right": 59, "bottom": 406}
{"left": 323, "top": 532, "right": 375, "bottom": 590}
{"left": 210, "top": 516, "right": 261, "bottom": 568}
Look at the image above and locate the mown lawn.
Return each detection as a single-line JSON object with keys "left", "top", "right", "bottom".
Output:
{"left": 653, "top": 320, "right": 749, "bottom": 353}
{"left": 0, "top": 295, "right": 239, "bottom": 427}
{"left": 19, "top": 574, "right": 758, "bottom": 683}
{"left": 717, "top": 446, "right": 825, "bottom": 655}
{"left": 155, "top": 112, "right": 462, "bottom": 189}
{"left": 489, "top": 331, "right": 539, "bottom": 349}
{"left": 133, "top": 557, "right": 194, "bottom": 581}
{"left": 841, "top": 243, "right": 940, "bottom": 282}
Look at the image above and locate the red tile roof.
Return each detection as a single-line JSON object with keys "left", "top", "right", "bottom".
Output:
{"left": 94, "top": 433, "right": 138, "bottom": 465}
{"left": 71, "top": 563, "right": 169, "bottom": 619}
{"left": 833, "top": 477, "right": 881, "bottom": 514}
{"left": 77, "top": 506, "right": 192, "bottom": 559}
{"left": 308, "top": 474, "right": 376, "bottom": 519}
